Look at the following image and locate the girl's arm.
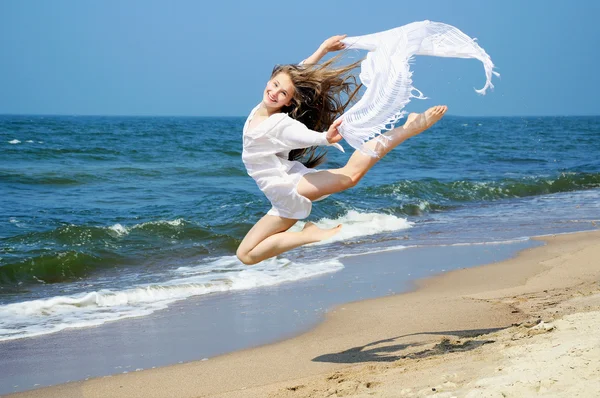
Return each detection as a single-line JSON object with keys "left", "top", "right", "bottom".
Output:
{"left": 275, "top": 116, "right": 344, "bottom": 152}
{"left": 302, "top": 34, "right": 347, "bottom": 65}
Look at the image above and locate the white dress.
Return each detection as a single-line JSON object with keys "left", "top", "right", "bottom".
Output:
{"left": 242, "top": 104, "right": 343, "bottom": 219}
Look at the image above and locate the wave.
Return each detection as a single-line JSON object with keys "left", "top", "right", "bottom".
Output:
{"left": 43, "top": 147, "right": 124, "bottom": 156}
{"left": 5, "top": 219, "right": 212, "bottom": 246}
{"left": 0, "top": 166, "right": 247, "bottom": 186}
{"left": 1, "top": 219, "right": 218, "bottom": 286}
{"left": 0, "top": 256, "right": 344, "bottom": 341}
{"left": 290, "top": 210, "right": 413, "bottom": 244}
{"left": 385, "top": 201, "right": 454, "bottom": 216}
{"left": 0, "top": 170, "right": 101, "bottom": 185}
{"left": 1, "top": 211, "right": 412, "bottom": 286}
{"left": 0, "top": 251, "right": 118, "bottom": 285}
{"left": 367, "top": 172, "right": 600, "bottom": 206}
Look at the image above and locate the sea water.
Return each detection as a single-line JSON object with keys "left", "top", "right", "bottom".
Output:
{"left": 1, "top": 114, "right": 599, "bottom": 342}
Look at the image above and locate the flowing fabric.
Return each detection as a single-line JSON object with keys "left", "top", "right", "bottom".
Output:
{"left": 339, "top": 20, "right": 499, "bottom": 156}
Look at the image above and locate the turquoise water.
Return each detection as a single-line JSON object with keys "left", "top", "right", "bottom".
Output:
{"left": 1, "top": 114, "right": 599, "bottom": 340}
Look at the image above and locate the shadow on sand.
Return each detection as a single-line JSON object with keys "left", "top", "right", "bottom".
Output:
{"left": 312, "top": 327, "right": 503, "bottom": 364}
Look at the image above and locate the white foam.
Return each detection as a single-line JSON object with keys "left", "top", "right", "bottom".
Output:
{"left": 8, "top": 217, "right": 24, "bottom": 228}
{"left": 106, "top": 212, "right": 409, "bottom": 244}
{"left": 292, "top": 210, "right": 413, "bottom": 244}
{"left": 340, "top": 244, "right": 409, "bottom": 258}
{"left": 417, "top": 201, "right": 429, "bottom": 211}
{"left": 0, "top": 256, "right": 343, "bottom": 341}
{"left": 446, "top": 237, "right": 530, "bottom": 247}
{"left": 107, "top": 219, "right": 185, "bottom": 237}
{"left": 108, "top": 223, "right": 129, "bottom": 236}
{"left": 134, "top": 218, "right": 184, "bottom": 228}
{"left": 9, "top": 139, "right": 20, "bottom": 144}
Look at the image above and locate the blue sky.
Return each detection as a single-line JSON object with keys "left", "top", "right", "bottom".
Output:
{"left": 1, "top": 0, "right": 599, "bottom": 117}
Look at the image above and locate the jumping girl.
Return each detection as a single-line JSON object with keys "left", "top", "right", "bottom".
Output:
{"left": 236, "top": 21, "right": 497, "bottom": 265}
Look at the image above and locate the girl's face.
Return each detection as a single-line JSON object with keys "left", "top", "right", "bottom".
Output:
{"left": 263, "top": 72, "right": 295, "bottom": 110}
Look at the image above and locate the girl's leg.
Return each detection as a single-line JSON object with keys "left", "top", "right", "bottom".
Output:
{"left": 297, "top": 105, "right": 447, "bottom": 200}
{"left": 237, "top": 105, "right": 446, "bottom": 265}
{"left": 236, "top": 214, "right": 341, "bottom": 265}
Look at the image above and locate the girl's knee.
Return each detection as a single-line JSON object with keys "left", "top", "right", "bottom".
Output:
{"left": 344, "top": 171, "right": 361, "bottom": 189}
{"left": 236, "top": 248, "right": 258, "bottom": 266}
{"left": 340, "top": 167, "right": 362, "bottom": 189}
{"left": 348, "top": 174, "right": 361, "bottom": 188}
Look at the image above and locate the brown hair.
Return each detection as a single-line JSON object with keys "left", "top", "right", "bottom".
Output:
{"left": 272, "top": 55, "right": 363, "bottom": 168}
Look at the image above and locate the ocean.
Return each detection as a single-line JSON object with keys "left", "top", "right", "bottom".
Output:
{"left": 1, "top": 114, "right": 599, "bottom": 342}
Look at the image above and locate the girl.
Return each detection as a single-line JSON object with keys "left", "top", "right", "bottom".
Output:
{"left": 237, "top": 22, "right": 497, "bottom": 265}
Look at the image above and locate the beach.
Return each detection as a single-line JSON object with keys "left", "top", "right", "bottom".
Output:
{"left": 2, "top": 1, "right": 599, "bottom": 396}
{"left": 6, "top": 229, "right": 599, "bottom": 398}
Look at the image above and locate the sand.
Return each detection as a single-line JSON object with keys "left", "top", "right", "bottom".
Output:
{"left": 7, "top": 230, "right": 600, "bottom": 398}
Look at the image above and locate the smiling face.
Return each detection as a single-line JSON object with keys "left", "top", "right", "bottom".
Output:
{"left": 263, "top": 72, "right": 296, "bottom": 111}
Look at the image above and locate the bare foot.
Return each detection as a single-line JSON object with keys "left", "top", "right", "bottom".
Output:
{"left": 302, "top": 222, "right": 342, "bottom": 242}
{"left": 402, "top": 112, "right": 419, "bottom": 129}
{"left": 402, "top": 105, "right": 448, "bottom": 139}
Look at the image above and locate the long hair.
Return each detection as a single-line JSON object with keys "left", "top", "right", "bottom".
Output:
{"left": 271, "top": 55, "right": 363, "bottom": 168}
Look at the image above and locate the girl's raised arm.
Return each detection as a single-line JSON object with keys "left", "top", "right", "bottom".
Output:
{"left": 302, "top": 34, "right": 347, "bottom": 65}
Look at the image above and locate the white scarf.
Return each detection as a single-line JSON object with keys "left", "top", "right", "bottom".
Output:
{"left": 339, "top": 20, "right": 499, "bottom": 156}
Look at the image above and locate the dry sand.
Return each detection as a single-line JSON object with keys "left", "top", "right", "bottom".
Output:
{"left": 8, "top": 230, "right": 600, "bottom": 398}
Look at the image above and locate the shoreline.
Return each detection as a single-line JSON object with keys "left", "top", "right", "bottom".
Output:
{"left": 1, "top": 239, "right": 537, "bottom": 395}
{"left": 6, "top": 229, "right": 600, "bottom": 397}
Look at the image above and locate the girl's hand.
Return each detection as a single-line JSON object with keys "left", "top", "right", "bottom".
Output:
{"left": 303, "top": 35, "right": 347, "bottom": 65}
{"left": 326, "top": 119, "right": 344, "bottom": 144}
{"left": 321, "top": 35, "right": 347, "bottom": 53}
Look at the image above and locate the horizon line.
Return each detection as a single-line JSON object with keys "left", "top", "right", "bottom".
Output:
{"left": 1, "top": 112, "right": 599, "bottom": 119}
